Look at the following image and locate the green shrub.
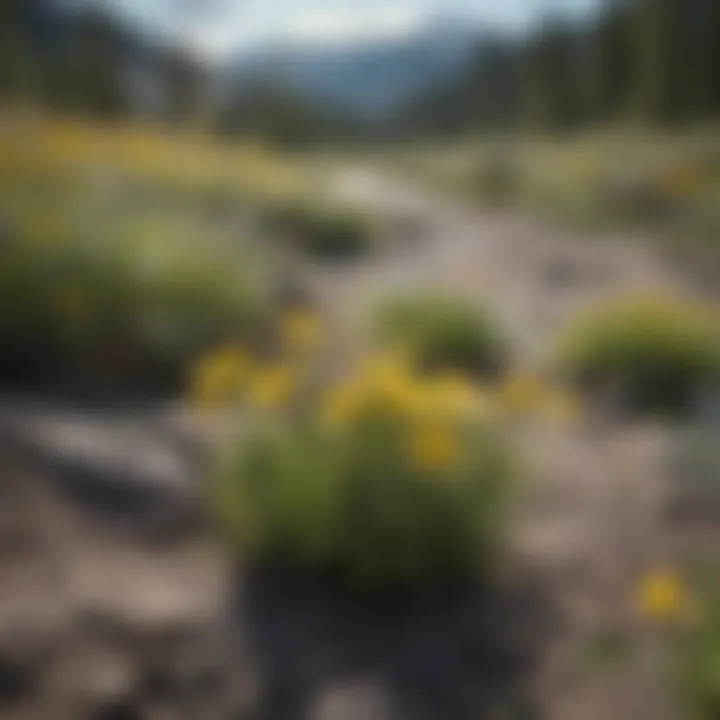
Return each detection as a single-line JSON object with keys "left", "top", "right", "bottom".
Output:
{"left": 556, "top": 294, "right": 720, "bottom": 415}
{"left": 0, "top": 212, "right": 268, "bottom": 395}
{"left": 374, "top": 293, "right": 508, "bottom": 380}
{"left": 263, "top": 196, "right": 374, "bottom": 260}
{"left": 213, "top": 362, "right": 516, "bottom": 594}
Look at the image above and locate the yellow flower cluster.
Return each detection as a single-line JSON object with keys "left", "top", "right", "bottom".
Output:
{"left": 189, "top": 310, "right": 322, "bottom": 412}
{"left": 191, "top": 346, "right": 299, "bottom": 413}
{"left": 323, "top": 357, "right": 582, "bottom": 426}
{"left": 322, "top": 355, "right": 488, "bottom": 471}
{"left": 321, "top": 357, "right": 584, "bottom": 470}
{"left": 323, "top": 355, "right": 486, "bottom": 426}
{"left": 191, "top": 306, "right": 582, "bottom": 454}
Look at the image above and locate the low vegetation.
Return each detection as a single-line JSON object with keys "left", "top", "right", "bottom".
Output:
{"left": 555, "top": 293, "right": 720, "bottom": 416}
{"left": 262, "top": 195, "right": 376, "bottom": 261}
{"left": 0, "top": 209, "right": 267, "bottom": 395}
{"left": 213, "top": 353, "right": 516, "bottom": 593}
{"left": 374, "top": 292, "right": 508, "bottom": 380}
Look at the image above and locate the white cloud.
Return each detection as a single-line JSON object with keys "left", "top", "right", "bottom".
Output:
{"left": 275, "top": 5, "right": 430, "bottom": 45}
{"left": 189, "top": 2, "right": 432, "bottom": 59}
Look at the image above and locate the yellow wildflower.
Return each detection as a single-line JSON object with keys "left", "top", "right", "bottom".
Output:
{"left": 190, "top": 345, "right": 251, "bottom": 411}
{"left": 281, "top": 310, "right": 322, "bottom": 351}
{"left": 358, "top": 354, "right": 409, "bottom": 385}
{"left": 358, "top": 354, "right": 418, "bottom": 415}
{"left": 408, "top": 423, "right": 459, "bottom": 471}
{"left": 424, "top": 372, "right": 486, "bottom": 419}
{"left": 637, "top": 569, "right": 685, "bottom": 621}
{"left": 249, "top": 364, "right": 296, "bottom": 409}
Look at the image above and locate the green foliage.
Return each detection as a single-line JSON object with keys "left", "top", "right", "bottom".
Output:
{"left": 676, "top": 590, "right": 720, "bottom": 719}
{"left": 393, "top": 0, "right": 720, "bottom": 135}
{"left": 375, "top": 293, "right": 508, "bottom": 380}
{"left": 213, "top": 409, "right": 515, "bottom": 594}
{"left": 0, "top": 211, "right": 267, "bottom": 395}
{"left": 264, "top": 196, "right": 374, "bottom": 261}
{"left": 556, "top": 294, "right": 720, "bottom": 415}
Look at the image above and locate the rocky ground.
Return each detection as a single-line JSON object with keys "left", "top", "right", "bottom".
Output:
{"left": 0, "top": 171, "right": 717, "bottom": 719}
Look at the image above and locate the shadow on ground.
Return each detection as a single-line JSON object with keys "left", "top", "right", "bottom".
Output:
{"left": 232, "top": 565, "right": 559, "bottom": 720}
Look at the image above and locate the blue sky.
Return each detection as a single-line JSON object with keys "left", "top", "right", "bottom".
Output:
{"left": 107, "top": 0, "right": 599, "bottom": 59}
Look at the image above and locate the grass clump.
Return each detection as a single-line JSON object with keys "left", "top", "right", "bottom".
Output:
{"left": 555, "top": 294, "right": 720, "bottom": 416}
{"left": 374, "top": 293, "right": 508, "bottom": 380}
{"left": 263, "top": 196, "right": 374, "bottom": 261}
{"left": 213, "top": 355, "right": 516, "bottom": 594}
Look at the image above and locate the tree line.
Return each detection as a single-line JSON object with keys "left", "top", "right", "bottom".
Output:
{"left": 391, "top": 0, "right": 720, "bottom": 137}
{"left": 1, "top": 0, "right": 719, "bottom": 139}
{"left": 0, "top": 0, "right": 202, "bottom": 121}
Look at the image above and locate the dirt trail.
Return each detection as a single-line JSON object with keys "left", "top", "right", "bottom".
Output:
{"left": 321, "top": 167, "right": 689, "bottom": 359}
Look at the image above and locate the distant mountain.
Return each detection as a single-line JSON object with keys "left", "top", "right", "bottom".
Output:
{"left": 222, "top": 20, "right": 481, "bottom": 119}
